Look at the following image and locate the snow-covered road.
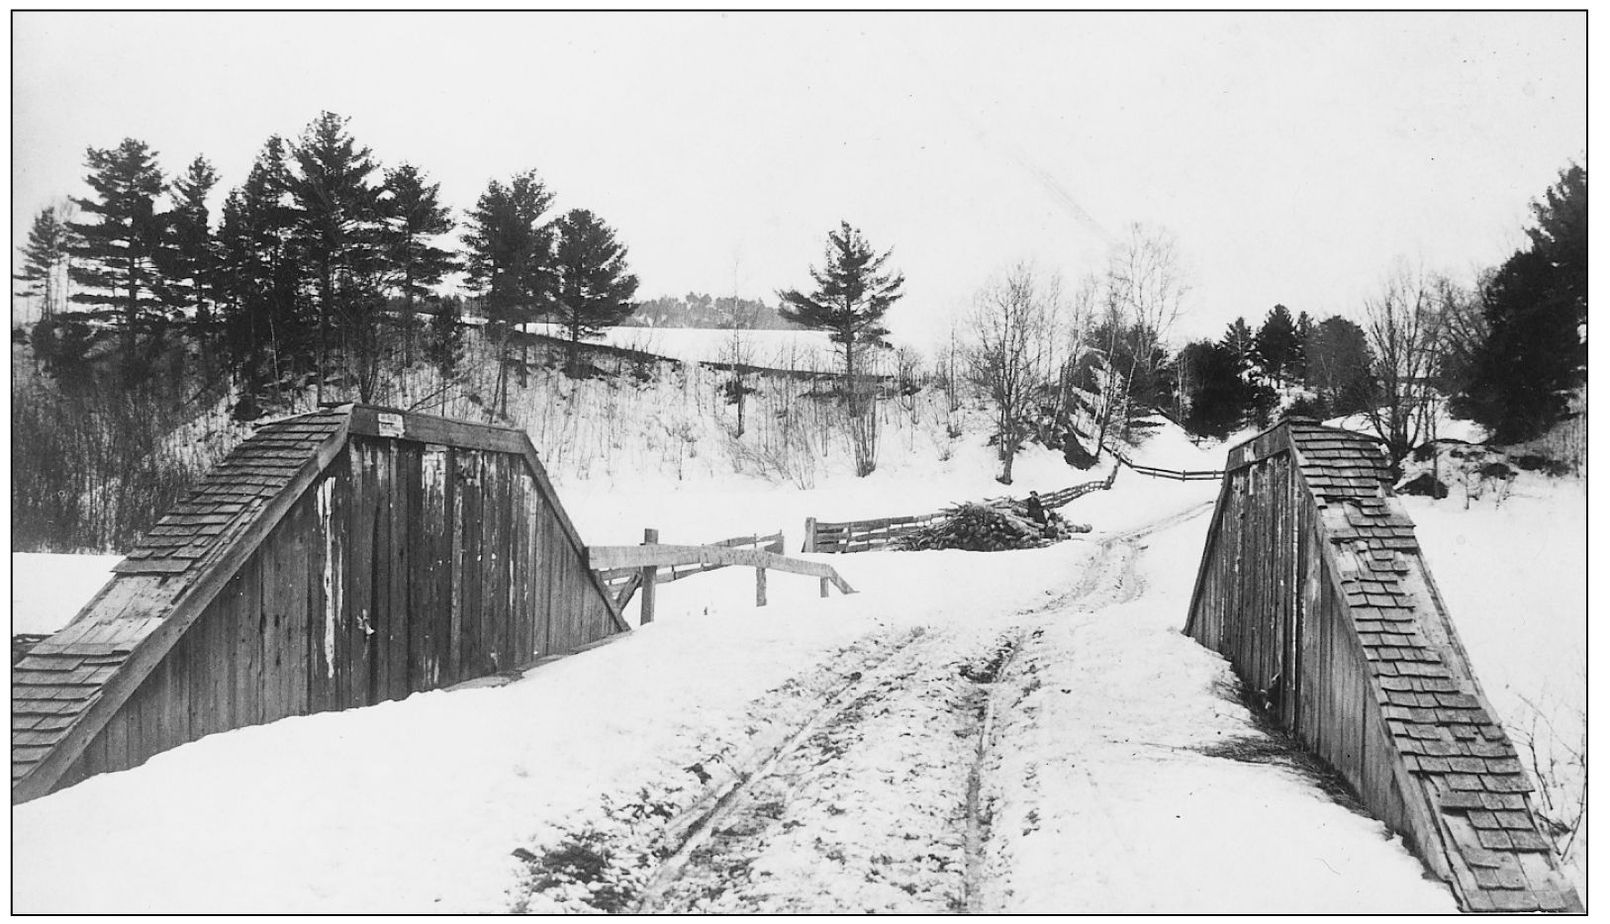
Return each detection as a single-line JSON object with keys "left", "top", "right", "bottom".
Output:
{"left": 514, "top": 503, "right": 1457, "bottom": 914}
{"left": 14, "top": 487, "right": 1457, "bottom": 913}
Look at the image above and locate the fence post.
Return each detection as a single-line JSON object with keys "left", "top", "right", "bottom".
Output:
{"left": 803, "top": 517, "right": 818, "bottom": 553}
{"left": 755, "top": 567, "right": 768, "bottom": 607}
{"left": 640, "top": 528, "right": 658, "bottom": 625}
{"left": 819, "top": 576, "right": 829, "bottom": 598}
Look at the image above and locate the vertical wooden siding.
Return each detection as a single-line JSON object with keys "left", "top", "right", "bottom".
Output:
{"left": 1186, "top": 443, "right": 1411, "bottom": 836}
{"left": 64, "top": 437, "right": 615, "bottom": 781}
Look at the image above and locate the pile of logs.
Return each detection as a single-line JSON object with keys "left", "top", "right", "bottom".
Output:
{"left": 896, "top": 501, "right": 1090, "bottom": 552}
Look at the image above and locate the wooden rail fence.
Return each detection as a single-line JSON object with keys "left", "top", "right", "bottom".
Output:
{"left": 1109, "top": 448, "right": 1223, "bottom": 482}
{"left": 591, "top": 529, "right": 851, "bottom": 622}
{"left": 805, "top": 465, "right": 1120, "bottom": 554}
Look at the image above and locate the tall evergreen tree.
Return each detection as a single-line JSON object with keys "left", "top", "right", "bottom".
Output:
{"left": 1253, "top": 303, "right": 1301, "bottom": 387}
{"left": 1177, "top": 339, "right": 1268, "bottom": 438}
{"left": 287, "top": 111, "right": 382, "bottom": 401}
{"left": 14, "top": 206, "right": 72, "bottom": 320}
{"left": 461, "top": 170, "right": 555, "bottom": 408}
{"left": 1220, "top": 317, "right": 1257, "bottom": 374}
{"left": 67, "top": 138, "right": 173, "bottom": 384}
{"left": 778, "top": 221, "right": 906, "bottom": 403}
{"left": 546, "top": 208, "right": 640, "bottom": 377}
{"left": 160, "top": 155, "right": 221, "bottom": 328}
{"left": 1460, "top": 249, "right": 1580, "bottom": 443}
{"left": 1302, "top": 315, "right": 1375, "bottom": 416}
{"left": 380, "top": 163, "right": 457, "bottom": 366}
{"left": 1292, "top": 309, "right": 1313, "bottom": 383}
{"left": 218, "top": 136, "right": 305, "bottom": 393}
{"left": 1458, "top": 163, "right": 1587, "bottom": 443}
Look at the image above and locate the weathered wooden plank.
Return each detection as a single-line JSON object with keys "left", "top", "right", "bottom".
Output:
{"left": 587, "top": 545, "right": 856, "bottom": 594}
{"left": 418, "top": 445, "right": 449, "bottom": 689}
{"left": 346, "top": 443, "right": 375, "bottom": 708}
{"left": 309, "top": 469, "right": 338, "bottom": 714}
{"left": 386, "top": 442, "right": 412, "bottom": 702}
{"left": 349, "top": 406, "right": 528, "bottom": 456}
{"left": 458, "top": 450, "right": 484, "bottom": 681}
{"left": 447, "top": 447, "right": 465, "bottom": 684}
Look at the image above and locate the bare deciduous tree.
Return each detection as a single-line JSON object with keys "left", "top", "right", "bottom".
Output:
{"left": 1104, "top": 222, "right": 1189, "bottom": 443}
{"left": 1362, "top": 262, "right": 1447, "bottom": 461}
{"left": 967, "top": 262, "right": 1064, "bottom": 484}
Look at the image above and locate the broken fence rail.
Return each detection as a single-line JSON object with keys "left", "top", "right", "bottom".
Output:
{"left": 805, "top": 465, "right": 1121, "bottom": 554}
{"left": 593, "top": 530, "right": 785, "bottom": 610}
{"left": 591, "top": 530, "right": 853, "bottom": 621}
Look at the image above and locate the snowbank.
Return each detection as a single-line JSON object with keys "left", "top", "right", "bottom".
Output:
{"left": 11, "top": 552, "right": 122, "bottom": 635}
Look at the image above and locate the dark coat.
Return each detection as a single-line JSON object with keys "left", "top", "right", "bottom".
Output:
{"left": 1025, "top": 494, "right": 1047, "bottom": 525}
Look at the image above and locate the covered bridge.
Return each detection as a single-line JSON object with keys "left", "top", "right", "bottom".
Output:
{"left": 1186, "top": 418, "right": 1580, "bottom": 912}
{"left": 13, "top": 405, "right": 625, "bottom": 803}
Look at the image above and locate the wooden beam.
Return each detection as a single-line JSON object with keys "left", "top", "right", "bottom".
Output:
{"left": 588, "top": 544, "right": 855, "bottom": 594}
{"left": 640, "top": 528, "right": 658, "bottom": 625}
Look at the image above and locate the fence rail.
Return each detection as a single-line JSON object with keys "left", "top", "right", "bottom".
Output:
{"left": 1109, "top": 447, "right": 1224, "bottom": 482}
{"left": 594, "top": 531, "right": 784, "bottom": 609}
{"left": 591, "top": 530, "right": 849, "bottom": 622}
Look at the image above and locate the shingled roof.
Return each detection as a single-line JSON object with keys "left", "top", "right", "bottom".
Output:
{"left": 115, "top": 410, "right": 350, "bottom": 574}
{"left": 13, "top": 408, "right": 353, "bottom": 792}
{"left": 1285, "top": 419, "right": 1578, "bottom": 912}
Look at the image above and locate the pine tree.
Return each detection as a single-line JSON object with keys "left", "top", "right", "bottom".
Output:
{"left": 1292, "top": 310, "right": 1313, "bottom": 384}
{"left": 1303, "top": 315, "right": 1375, "bottom": 417}
{"left": 287, "top": 111, "right": 382, "bottom": 401}
{"left": 1458, "top": 163, "right": 1586, "bottom": 443}
{"left": 67, "top": 138, "right": 173, "bottom": 384}
{"left": 1461, "top": 250, "right": 1579, "bottom": 443}
{"left": 1220, "top": 317, "right": 1257, "bottom": 375}
{"left": 14, "top": 206, "right": 72, "bottom": 321}
{"left": 218, "top": 136, "right": 305, "bottom": 393}
{"left": 1178, "top": 340, "right": 1267, "bottom": 438}
{"left": 547, "top": 208, "right": 640, "bottom": 377}
{"left": 380, "top": 163, "right": 457, "bottom": 366}
{"left": 778, "top": 221, "right": 906, "bottom": 406}
{"left": 1253, "top": 304, "right": 1301, "bottom": 387}
{"left": 160, "top": 156, "right": 221, "bottom": 329}
{"left": 461, "top": 170, "right": 555, "bottom": 409}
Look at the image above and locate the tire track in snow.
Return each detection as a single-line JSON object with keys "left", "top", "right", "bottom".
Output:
{"left": 965, "top": 500, "right": 1214, "bottom": 912}
{"left": 632, "top": 626, "right": 937, "bottom": 912}
{"left": 599, "top": 501, "right": 1216, "bottom": 914}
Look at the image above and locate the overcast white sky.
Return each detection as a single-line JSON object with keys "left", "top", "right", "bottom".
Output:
{"left": 10, "top": 11, "right": 1586, "bottom": 347}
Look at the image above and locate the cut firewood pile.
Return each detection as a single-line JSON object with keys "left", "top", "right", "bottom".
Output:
{"left": 895, "top": 501, "right": 1091, "bottom": 552}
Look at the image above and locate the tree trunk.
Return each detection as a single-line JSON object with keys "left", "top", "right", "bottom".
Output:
{"left": 402, "top": 261, "right": 415, "bottom": 367}
{"left": 317, "top": 263, "right": 332, "bottom": 405}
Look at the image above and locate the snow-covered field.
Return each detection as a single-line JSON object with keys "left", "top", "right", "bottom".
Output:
{"left": 9, "top": 418, "right": 1581, "bottom": 912}
{"left": 527, "top": 323, "right": 871, "bottom": 372}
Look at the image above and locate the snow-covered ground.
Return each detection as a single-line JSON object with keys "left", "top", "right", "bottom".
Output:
{"left": 10, "top": 417, "right": 1579, "bottom": 912}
